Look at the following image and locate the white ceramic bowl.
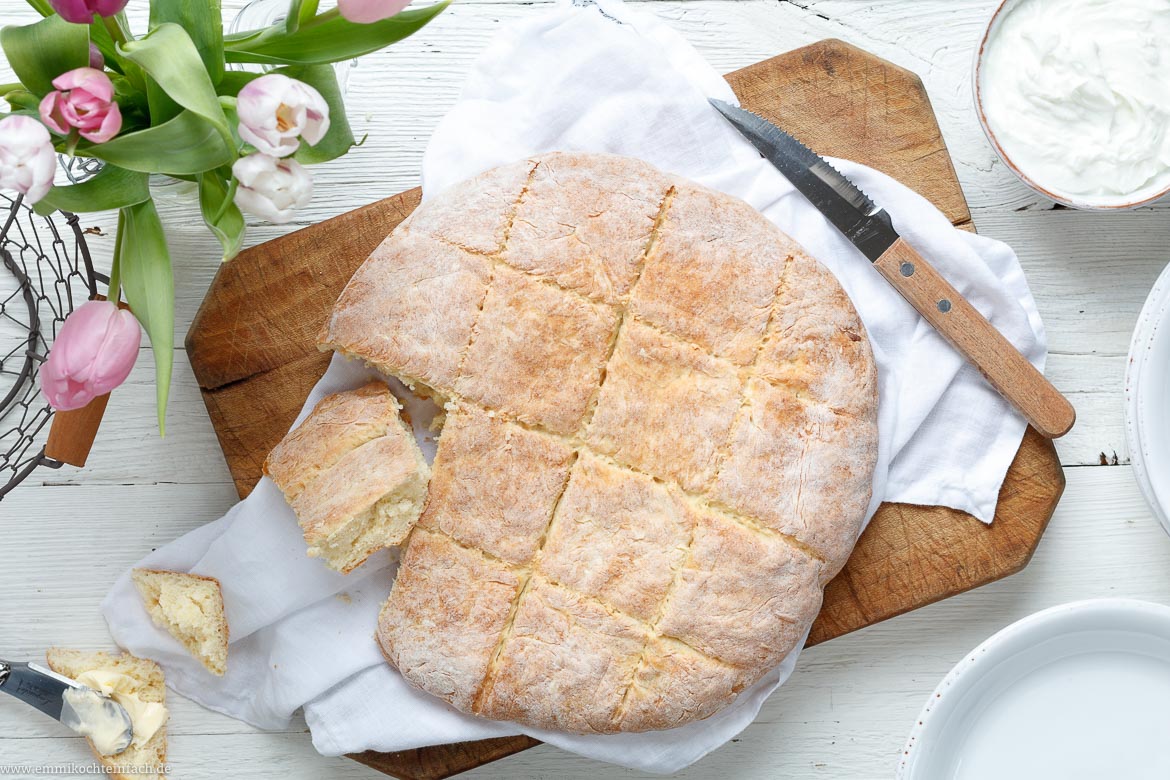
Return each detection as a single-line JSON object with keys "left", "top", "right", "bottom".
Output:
{"left": 897, "top": 599, "right": 1170, "bottom": 779}
{"left": 1126, "top": 260, "right": 1170, "bottom": 537}
{"left": 973, "top": 0, "right": 1170, "bottom": 210}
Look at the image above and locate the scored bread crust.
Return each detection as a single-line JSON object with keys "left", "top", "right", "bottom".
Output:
{"left": 322, "top": 152, "right": 879, "bottom": 733}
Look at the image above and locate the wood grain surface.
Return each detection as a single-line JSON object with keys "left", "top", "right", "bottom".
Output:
{"left": 183, "top": 39, "right": 1064, "bottom": 780}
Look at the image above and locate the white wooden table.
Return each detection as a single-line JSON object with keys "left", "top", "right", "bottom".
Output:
{"left": 3, "top": 1, "right": 1168, "bottom": 777}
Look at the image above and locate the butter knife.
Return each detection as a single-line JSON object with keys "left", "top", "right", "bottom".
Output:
{"left": 0, "top": 658, "right": 133, "bottom": 755}
{"left": 709, "top": 98, "right": 1075, "bottom": 439}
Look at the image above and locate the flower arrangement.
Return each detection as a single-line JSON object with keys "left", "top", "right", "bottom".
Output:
{"left": 0, "top": 0, "right": 446, "bottom": 431}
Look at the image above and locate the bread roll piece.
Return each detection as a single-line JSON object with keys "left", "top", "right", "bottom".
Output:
{"left": 46, "top": 649, "right": 167, "bottom": 780}
{"left": 265, "top": 381, "right": 430, "bottom": 573}
{"left": 132, "top": 568, "right": 229, "bottom": 676}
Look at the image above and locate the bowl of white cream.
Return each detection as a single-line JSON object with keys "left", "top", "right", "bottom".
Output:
{"left": 975, "top": 0, "right": 1170, "bottom": 209}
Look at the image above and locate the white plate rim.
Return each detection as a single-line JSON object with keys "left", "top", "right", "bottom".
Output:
{"left": 896, "top": 598, "right": 1170, "bottom": 779}
{"left": 1126, "top": 260, "right": 1170, "bottom": 538}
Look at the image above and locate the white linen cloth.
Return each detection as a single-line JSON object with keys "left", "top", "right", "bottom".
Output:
{"left": 102, "top": 0, "right": 1047, "bottom": 772}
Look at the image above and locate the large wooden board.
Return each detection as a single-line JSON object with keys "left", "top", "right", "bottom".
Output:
{"left": 185, "top": 39, "right": 1064, "bottom": 780}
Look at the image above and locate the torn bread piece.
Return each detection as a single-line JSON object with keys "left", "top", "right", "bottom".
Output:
{"left": 266, "top": 381, "right": 431, "bottom": 573}
{"left": 132, "top": 568, "right": 229, "bottom": 676}
{"left": 46, "top": 649, "right": 168, "bottom": 780}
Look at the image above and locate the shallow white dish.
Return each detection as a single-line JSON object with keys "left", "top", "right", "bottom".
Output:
{"left": 897, "top": 599, "right": 1170, "bottom": 779}
{"left": 1127, "top": 261, "right": 1170, "bottom": 538}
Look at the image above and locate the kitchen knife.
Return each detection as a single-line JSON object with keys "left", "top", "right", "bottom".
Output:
{"left": 0, "top": 658, "right": 133, "bottom": 755}
{"left": 709, "top": 98, "right": 1075, "bottom": 439}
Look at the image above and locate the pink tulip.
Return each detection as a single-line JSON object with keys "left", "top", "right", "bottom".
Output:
{"left": 39, "top": 68, "right": 122, "bottom": 144}
{"left": 0, "top": 116, "right": 57, "bottom": 204}
{"left": 236, "top": 74, "right": 330, "bottom": 158}
{"left": 89, "top": 43, "right": 104, "bottom": 70}
{"left": 41, "top": 300, "right": 141, "bottom": 411}
{"left": 338, "top": 0, "right": 412, "bottom": 24}
{"left": 47, "top": 0, "right": 128, "bottom": 25}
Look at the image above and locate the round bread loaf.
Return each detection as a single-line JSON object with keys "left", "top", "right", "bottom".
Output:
{"left": 319, "top": 152, "right": 879, "bottom": 733}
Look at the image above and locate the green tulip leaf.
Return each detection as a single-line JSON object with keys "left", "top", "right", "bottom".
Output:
{"left": 216, "top": 71, "right": 260, "bottom": 97}
{"left": 198, "top": 171, "right": 246, "bottom": 261}
{"left": 82, "top": 110, "right": 234, "bottom": 174}
{"left": 0, "top": 14, "right": 90, "bottom": 95}
{"left": 116, "top": 198, "right": 174, "bottom": 435}
{"left": 33, "top": 165, "right": 150, "bottom": 216}
{"left": 275, "top": 64, "right": 355, "bottom": 165}
{"left": 118, "top": 24, "right": 232, "bottom": 142}
{"left": 149, "top": 0, "right": 225, "bottom": 85}
{"left": 224, "top": 1, "right": 448, "bottom": 66}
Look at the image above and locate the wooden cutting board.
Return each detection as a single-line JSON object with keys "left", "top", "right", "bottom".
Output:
{"left": 186, "top": 39, "right": 1065, "bottom": 780}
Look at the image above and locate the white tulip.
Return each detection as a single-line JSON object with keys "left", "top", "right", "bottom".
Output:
{"left": 236, "top": 74, "right": 330, "bottom": 158}
{"left": 0, "top": 116, "right": 57, "bottom": 204}
{"left": 232, "top": 152, "right": 313, "bottom": 224}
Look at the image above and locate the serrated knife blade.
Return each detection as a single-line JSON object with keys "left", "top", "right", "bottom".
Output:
{"left": 708, "top": 98, "right": 1075, "bottom": 439}
{"left": 709, "top": 99, "right": 897, "bottom": 261}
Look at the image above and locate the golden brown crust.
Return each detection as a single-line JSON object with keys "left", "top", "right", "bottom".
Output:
{"left": 416, "top": 408, "right": 576, "bottom": 566}
{"left": 538, "top": 453, "right": 693, "bottom": 622}
{"left": 405, "top": 158, "right": 535, "bottom": 254}
{"left": 476, "top": 577, "right": 648, "bottom": 733}
{"left": 454, "top": 265, "right": 619, "bottom": 435}
{"left": 504, "top": 152, "right": 667, "bottom": 303}
{"left": 628, "top": 183, "right": 796, "bottom": 365}
{"left": 318, "top": 232, "right": 491, "bottom": 393}
{"left": 756, "top": 251, "right": 878, "bottom": 417}
{"left": 709, "top": 378, "right": 877, "bottom": 578}
{"left": 326, "top": 153, "right": 880, "bottom": 733}
{"left": 378, "top": 529, "right": 523, "bottom": 712}
{"left": 653, "top": 509, "right": 825, "bottom": 670}
{"left": 585, "top": 319, "right": 742, "bottom": 492}
{"left": 620, "top": 638, "right": 749, "bottom": 730}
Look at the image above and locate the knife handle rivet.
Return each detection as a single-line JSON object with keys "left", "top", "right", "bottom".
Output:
{"left": 938, "top": 299, "right": 952, "bottom": 313}
{"left": 900, "top": 262, "right": 915, "bottom": 277}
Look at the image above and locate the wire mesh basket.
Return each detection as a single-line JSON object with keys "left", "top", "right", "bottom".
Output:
{"left": 0, "top": 192, "right": 101, "bottom": 501}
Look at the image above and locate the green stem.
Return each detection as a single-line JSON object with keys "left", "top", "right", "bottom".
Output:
{"left": 0, "top": 83, "right": 23, "bottom": 95}
{"left": 23, "top": 0, "right": 52, "bottom": 16}
{"left": 302, "top": 7, "right": 338, "bottom": 28}
{"left": 298, "top": 0, "right": 321, "bottom": 24}
{"left": 102, "top": 13, "right": 149, "bottom": 93}
{"left": 107, "top": 208, "right": 125, "bottom": 300}
{"left": 101, "top": 15, "right": 129, "bottom": 48}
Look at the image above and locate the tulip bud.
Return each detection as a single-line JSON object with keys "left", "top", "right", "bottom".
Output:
{"left": 0, "top": 116, "right": 57, "bottom": 204}
{"left": 47, "top": 0, "right": 129, "bottom": 25}
{"left": 236, "top": 74, "right": 330, "bottom": 158}
{"left": 338, "top": 0, "right": 412, "bottom": 23}
{"left": 39, "top": 68, "right": 123, "bottom": 145}
{"left": 89, "top": 43, "right": 104, "bottom": 70}
{"left": 232, "top": 153, "right": 313, "bottom": 225}
{"left": 41, "top": 300, "right": 141, "bottom": 411}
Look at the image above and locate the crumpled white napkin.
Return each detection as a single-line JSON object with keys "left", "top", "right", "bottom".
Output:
{"left": 102, "top": 0, "right": 1046, "bottom": 773}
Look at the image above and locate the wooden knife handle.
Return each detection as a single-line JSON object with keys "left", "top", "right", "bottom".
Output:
{"left": 873, "top": 238, "right": 1075, "bottom": 439}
